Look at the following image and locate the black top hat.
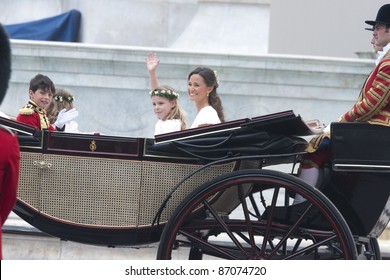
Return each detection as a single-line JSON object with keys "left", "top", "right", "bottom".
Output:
{"left": 365, "top": 4, "right": 390, "bottom": 27}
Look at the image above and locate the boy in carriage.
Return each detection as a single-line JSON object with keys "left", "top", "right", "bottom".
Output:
{"left": 16, "top": 74, "right": 78, "bottom": 131}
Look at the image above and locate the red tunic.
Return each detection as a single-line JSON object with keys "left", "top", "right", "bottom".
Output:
{"left": 302, "top": 53, "right": 390, "bottom": 169}
{"left": 0, "top": 126, "right": 20, "bottom": 259}
{"left": 16, "top": 101, "right": 55, "bottom": 131}
{"left": 340, "top": 57, "right": 390, "bottom": 125}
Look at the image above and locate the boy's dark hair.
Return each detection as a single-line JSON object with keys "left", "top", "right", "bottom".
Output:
{"left": 29, "top": 74, "right": 55, "bottom": 94}
{"left": 0, "top": 23, "right": 11, "bottom": 105}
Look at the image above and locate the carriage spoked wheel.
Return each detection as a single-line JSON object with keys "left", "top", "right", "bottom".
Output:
{"left": 157, "top": 169, "right": 358, "bottom": 260}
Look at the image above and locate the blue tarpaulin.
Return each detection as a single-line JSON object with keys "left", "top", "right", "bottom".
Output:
{"left": 4, "top": 9, "right": 81, "bottom": 42}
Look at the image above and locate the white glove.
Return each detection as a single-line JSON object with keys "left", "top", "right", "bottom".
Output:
{"left": 54, "top": 108, "right": 79, "bottom": 129}
{"left": 323, "top": 123, "right": 331, "bottom": 133}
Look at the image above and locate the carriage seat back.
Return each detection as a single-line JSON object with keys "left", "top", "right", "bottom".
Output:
{"left": 331, "top": 122, "right": 390, "bottom": 172}
{"left": 329, "top": 122, "right": 390, "bottom": 237}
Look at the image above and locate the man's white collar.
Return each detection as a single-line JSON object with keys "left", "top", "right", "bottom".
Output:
{"left": 376, "top": 43, "right": 390, "bottom": 65}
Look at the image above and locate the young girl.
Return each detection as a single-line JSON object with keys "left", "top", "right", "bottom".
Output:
{"left": 149, "top": 85, "right": 187, "bottom": 136}
{"left": 46, "top": 88, "right": 80, "bottom": 133}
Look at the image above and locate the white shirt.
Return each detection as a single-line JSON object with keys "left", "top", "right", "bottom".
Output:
{"left": 376, "top": 43, "right": 390, "bottom": 65}
{"left": 191, "top": 106, "right": 221, "bottom": 128}
{"left": 154, "top": 119, "right": 182, "bottom": 136}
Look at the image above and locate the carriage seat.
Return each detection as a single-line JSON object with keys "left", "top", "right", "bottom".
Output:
{"left": 147, "top": 128, "right": 307, "bottom": 163}
{"left": 147, "top": 111, "right": 317, "bottom": 163}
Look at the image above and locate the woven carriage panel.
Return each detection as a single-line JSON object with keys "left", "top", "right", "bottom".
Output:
{"left": 39, "top": 154, "right": 142, "bottom": 227}
{"left": 18, "top": 152, "right": 42, "bottom": 209}
{"left": 138, "top": 161, "right": 236, "bottom": 226}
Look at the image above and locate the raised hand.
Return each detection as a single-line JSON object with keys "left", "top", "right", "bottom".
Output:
{"left": 145, "top": 52, "right": 160, "bottom": 73}
{"left": 54, "top": 108, "right": 79, "bottom": 129}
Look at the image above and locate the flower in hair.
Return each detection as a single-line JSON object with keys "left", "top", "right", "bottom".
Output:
{"left": 213, "top": 70, "right": 220, "bottom": 85}
{"left": 149, "top": 88, "right": 179, "bottom": 100}
{"left": 54, "top": 94, "right": 75, "bottom": 102}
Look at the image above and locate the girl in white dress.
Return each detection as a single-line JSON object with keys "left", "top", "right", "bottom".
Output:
{"left": 149, "top": 85, "right": 187, "bottom": 136}
{"left": 46, "top": 88, "right": 80, "bottom": 133}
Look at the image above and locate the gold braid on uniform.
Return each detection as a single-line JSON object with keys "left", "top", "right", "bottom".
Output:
{"left": 305, "top": 132, "right": 331, "bottom": 153}
{"left": 19, "top": 101, "right": 51, "bottom": 129}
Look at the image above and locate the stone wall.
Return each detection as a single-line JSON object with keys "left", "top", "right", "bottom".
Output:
{"left": 0, "top": 0, "right": 270, "bottom": 55}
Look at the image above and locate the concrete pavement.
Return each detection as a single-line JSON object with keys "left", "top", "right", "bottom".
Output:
{"left": 3, "top": 213, "right": 389, "bottom": 260}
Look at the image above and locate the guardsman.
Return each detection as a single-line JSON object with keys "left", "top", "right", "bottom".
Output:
{"left": 0, "top": 23, "right": 20, "bottom": 260}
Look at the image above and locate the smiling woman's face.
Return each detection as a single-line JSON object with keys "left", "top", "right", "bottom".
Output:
{"left": 187, "top": 74, "right": 212, "bottom": 105}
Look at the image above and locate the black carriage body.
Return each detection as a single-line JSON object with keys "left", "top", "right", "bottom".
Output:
{"left": 324, "top": 171, "right": 390, "bottom": 237}
{"left": 328, "top": 122, "right": 390, "bottom": 238}
{"left": 2, "top": 112, "right": 389, "bottom": 257}
{"left": 1, "top": 111, "right": 308, "bottom": 246}
{"left": 13, "top": 130, "right": 239, "bottom": 246}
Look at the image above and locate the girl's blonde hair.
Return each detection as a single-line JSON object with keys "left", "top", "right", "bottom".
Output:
{"left": 152, "top": 85, "right": 187, "bottom": 130}
{"left": 46, "top": 88, "right": 75, "bottom": 124}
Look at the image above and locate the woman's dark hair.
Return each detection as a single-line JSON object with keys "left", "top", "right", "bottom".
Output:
{"left": 188, "top": 67, "right": 225, "bottom": 122}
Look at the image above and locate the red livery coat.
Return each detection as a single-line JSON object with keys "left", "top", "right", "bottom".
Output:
{"left": 0, "top": 126, "right": 20, "bottom": 259}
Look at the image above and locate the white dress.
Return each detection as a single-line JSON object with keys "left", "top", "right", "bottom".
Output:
{"left": 191, "top": 106, "right": 220, "bottom": 128}
{"left": 154, "top": 119, "right": 182, "bottom": 136}
{"left": 64, "top": 120, "right": 80, "bottom": 133}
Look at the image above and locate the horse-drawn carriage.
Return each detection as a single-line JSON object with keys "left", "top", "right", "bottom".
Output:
{"left": 1, "top": 110, "right": 389, "bottom": 260}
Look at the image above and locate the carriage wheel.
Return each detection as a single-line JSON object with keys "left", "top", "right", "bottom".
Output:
{"left": 369, "top": 238, "right": 381, "bottom": 260}
{"left": 364, "top": 238, "right": 381, "bottom": 260}
{"left": 157, "top": 169, "right": 357, "bottom": 260}
{"left": 354, "top": 237, "right": 381, "bottom": 259}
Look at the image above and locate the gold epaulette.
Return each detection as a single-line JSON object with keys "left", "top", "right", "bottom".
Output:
{"left": 19, "top": 104, "right": 35, "bottom": 115}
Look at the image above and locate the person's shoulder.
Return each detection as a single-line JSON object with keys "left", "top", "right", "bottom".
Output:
{"left": 0, "top": 124, "right": 14, "bottom": 136}
{"left": 198, "top": 106, "right": 216, "bottom": 114}
{"left": 161, "top": 118, "right": 182, "bottom": 127}
{"left": 202, "top": 106, "right": 218, "bottom": 116}
{"left": 377, "top": 59, "right": 390, "bottom": 75}
{"left": 200, "top": 106, "right": 214, "bottom": 111}
{"left": 0, "top": 125, "right": 20, "bottom": 156}
{"left": 166, "top": 119, "right": 181, "bottom": 123}
{"left": 18, "top": 103, "right": 35, "bottom": 115}
{"left": 191, "top": 106, "right": 220, "bottom": 128}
